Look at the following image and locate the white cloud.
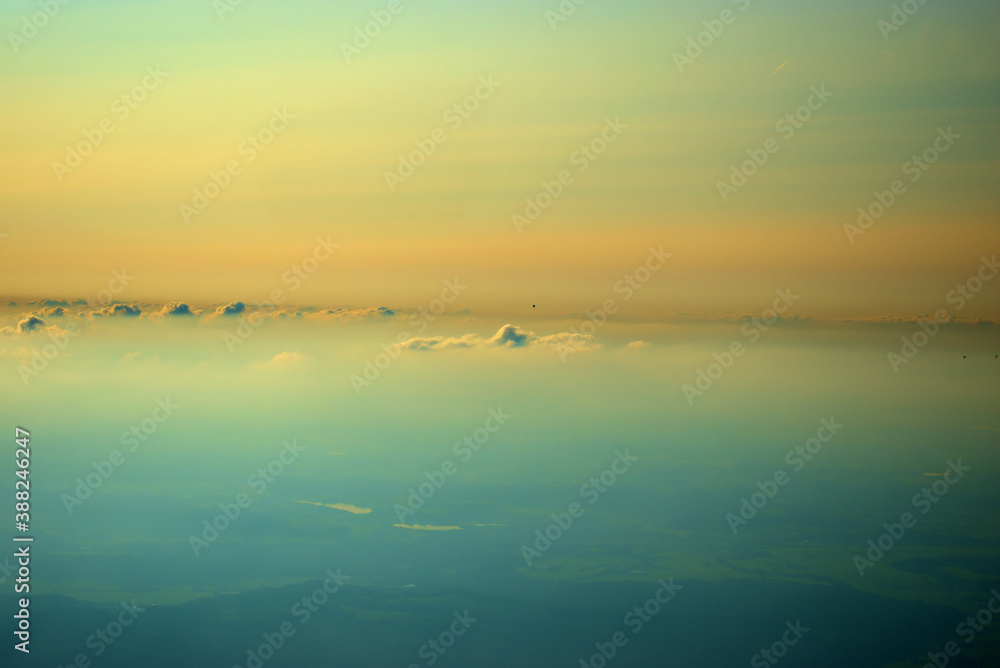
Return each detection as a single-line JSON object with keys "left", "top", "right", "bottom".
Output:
{"left": 396, "top": 324, "right": 598, "bottom": 353}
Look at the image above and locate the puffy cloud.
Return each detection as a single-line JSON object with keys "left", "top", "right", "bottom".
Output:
{"left": 396, "top": 324, "right": 598, "bottom": 353}
{"left": 0, "top": 316, "right": 56, "bottom": 338}
{"left": 217, "top": 301, "right": 246, "bottom": 316}
{"left": 18, "top": 316, "right": 45, "bottom": 333}
{"left": 37, "top": 306, "right": 66, "bottom": 317}
{"left": 160, "top": 302, "right": 193, "bottom": 316}
{"left": 489, "top": 324, "right": 530, "bottom": 347}
{"left": 96, "top": 303, "right": 141, "bottom": 317}
{"left": 626, "top": 340, "right": 651, "bottom": 350}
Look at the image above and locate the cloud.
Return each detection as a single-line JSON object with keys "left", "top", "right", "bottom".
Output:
{"left": 396, "top": 324, "right": 597, "bottom": 353}
{"left": 327, "top": 503, "right": 371, "bottom": 515}
{"left": 396, "top": 334, "right": 481, "bottom": 351}
{"left": 272, "top": 351, "right": 309, "bottom": 364}
{"left": 393, "top": 524, "right": 462, "bottom": 531}
{"left": 306, "top": 306, "right": 395, "bottom": 321}
{"left": 217, "top": 301, "right": 246, "bottom": 316}
{"left": 17, "top": 316, "right": 45, "bottom": 333}
{"left": 94, "top": 303, "right": 141, "bottom": 317}
{"left": 160, "top": 302, "right": 193, "bottom": 316}
{"left": 489, "top": 324, "right": 530, "bottom": 347}
{"left": 626, "top": 340, "right": 651, "bottom": 350}
{"left": 0, "top": 317, "right": 70, "bottom": 340}
{"left": 294, "top": 501, "right": 372, "bottom": 515}
{"left": 4, "top": 301, "right": 402, "bottom": 324}
{"left": 27, "top": 299, "right": 69, "bottom": 307}
{"left": 533, "top": 330, "right": 599, "bottom": 350}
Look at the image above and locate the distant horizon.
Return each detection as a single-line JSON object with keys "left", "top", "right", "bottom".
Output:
{"left": 3, "top": 297, "right": 999, "bottom": 325}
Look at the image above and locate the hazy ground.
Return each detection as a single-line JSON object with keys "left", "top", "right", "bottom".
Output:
{"left": 2, "top": 312, "right": 998, "bottom": 667}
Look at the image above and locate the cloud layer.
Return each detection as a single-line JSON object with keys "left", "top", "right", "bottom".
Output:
{"left": 396, "top": 324, "right": 597, "bottom": 352}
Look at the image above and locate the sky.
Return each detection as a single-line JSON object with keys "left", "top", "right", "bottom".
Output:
{"left": 1, "top": 0, "right": 998, "bottom": 318}
{"left": 1, "top": 4, "right": 1000, "bottom": 666}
